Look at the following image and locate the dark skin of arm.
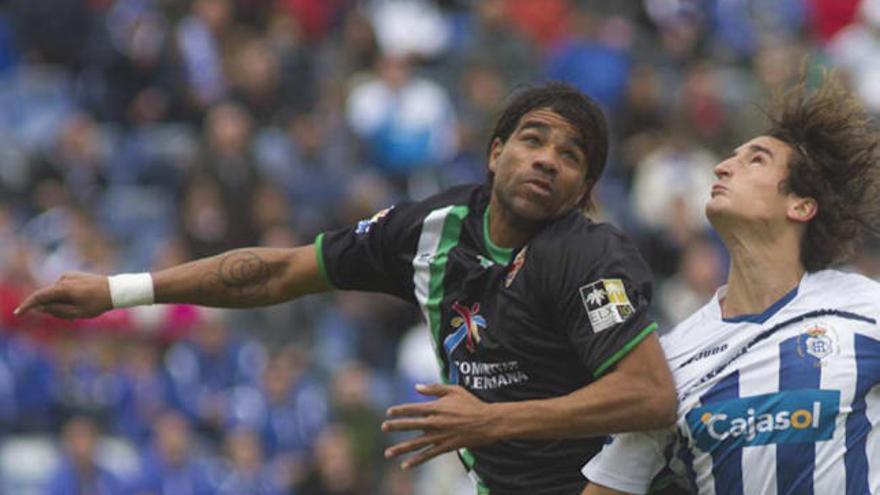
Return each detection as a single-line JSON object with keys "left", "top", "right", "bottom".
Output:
{"left": 15, "top": 245, "right": 677, "bottom": 472}
{"left": 15, "top": 246, "right": 330, "bottom": 318}
{"left": 382, "top": 332, "right": 676, "bottom": 470}
{"left": 582, "top": 484, "right": 634, "bottom": 495}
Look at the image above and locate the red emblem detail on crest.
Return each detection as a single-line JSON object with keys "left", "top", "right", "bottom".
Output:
{"left": 505, "top": 246, "right": 528, "bottom": 288}
{"left": 451, "top": 301, "right": 483, "bottom": 352}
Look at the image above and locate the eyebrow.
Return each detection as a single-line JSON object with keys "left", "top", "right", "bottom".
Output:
{"left": 518, "top": 120, "right": 551, "bottom": 134}
{"left": 748, "top": 144, "right": 774, "bottom": 158}
{"left": 731, "top": 144, "right": 774, "bottom": 159}
{"left": 518, "top": 120, "right": 587, "bottom": 157}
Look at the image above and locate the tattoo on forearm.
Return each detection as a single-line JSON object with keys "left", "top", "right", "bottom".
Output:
{"left": 198, "top": 251, "right": 271, "bottom": 303}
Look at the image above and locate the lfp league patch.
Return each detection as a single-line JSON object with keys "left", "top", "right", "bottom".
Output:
{"left": 579, "top": 279, "right": 635, "bottom": 333}
{"left": 355, "top": 206, "right": 394, "bottom": 235}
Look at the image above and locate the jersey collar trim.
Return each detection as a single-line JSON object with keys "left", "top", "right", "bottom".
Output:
{"left": 719, "top": 284, "right": 800, "bottom": 324}
{"left": 482, "top": 207, "right": 514, "bottom": 265}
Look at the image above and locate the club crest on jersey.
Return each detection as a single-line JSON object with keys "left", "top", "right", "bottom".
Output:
{"left": 797, "top": 324, "right": 837, "bottom": 365}
{"left": 449, "top": 301, "right": 486, "bottom": 353}
{"left": 355, "top": 206, "right": 394, "bottom": 235}
{"left": 579, "top": 279, "right": 635, "bottom": 333}
{"left": 505, "top": 246, "right": 528, "bottom": 287}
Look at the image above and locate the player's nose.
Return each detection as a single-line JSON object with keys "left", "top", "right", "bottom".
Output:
{"left": 531, "top": 149, "right": 560, "bottom": 176}
{"left": 713, "top": 157, "right": 733, "bottom": 180}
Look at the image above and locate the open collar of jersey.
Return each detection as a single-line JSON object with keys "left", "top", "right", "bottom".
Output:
{"left": 482, "top": 207, "right": 514, "bottom": 265}
{"left": 713, "top": 273, "right": 806, "bottom": 324}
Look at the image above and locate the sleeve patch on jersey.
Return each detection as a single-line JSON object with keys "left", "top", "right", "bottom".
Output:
{"left": 355, "top": 206, "right": 394, "bottom": 235}
{"left": 580, "top": 278, "right": 635, "bottom": 333}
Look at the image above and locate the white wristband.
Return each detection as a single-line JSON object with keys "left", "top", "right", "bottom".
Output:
{"left": 107, "top": 273, "right": 155, "bottom": 308}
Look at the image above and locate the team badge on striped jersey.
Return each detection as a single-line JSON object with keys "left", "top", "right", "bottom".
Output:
{"left": 579, "top": 278, "right": 634, "bottom": 333}
{"left": 797, "top": 324, "right": 837, "bottom": 364}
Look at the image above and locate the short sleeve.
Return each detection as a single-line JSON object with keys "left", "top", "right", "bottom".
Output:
{"left": 316, "top": 202, "right": 422, "bottom": 302}
{"left": 550, "top": 226, "right": 657, "bottom": 377}
{"left": 582, "top": 430, "right": 673, "bottom": 495}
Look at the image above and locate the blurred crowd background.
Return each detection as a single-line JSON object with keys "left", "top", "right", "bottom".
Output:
{"left": 0, "top": 0, "right": 879, "bottom": 493}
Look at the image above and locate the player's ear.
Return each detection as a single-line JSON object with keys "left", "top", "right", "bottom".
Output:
{"left": 787, "top": 196, "right": 817, "bottom": 223}
{"left": 488, "top": 138, "right": 504, "bottom": 174}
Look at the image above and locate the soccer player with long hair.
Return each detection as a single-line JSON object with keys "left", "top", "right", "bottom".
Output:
{"left": 583, "top": 70, "right": 880, "bottom": 494}
{"left": 17, "top": 83, "right": 675, "bottom": 495}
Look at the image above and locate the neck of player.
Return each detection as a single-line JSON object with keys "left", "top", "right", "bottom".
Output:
{"left": 487, "top": 195, "right": 535, "bottom": 249}
{"left": 719, "top": 223, "right": 805, "bottom": 319}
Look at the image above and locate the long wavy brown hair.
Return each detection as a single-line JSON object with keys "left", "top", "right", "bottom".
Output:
{"left": 766, "top": 69, "right": 880, "bottom": 271}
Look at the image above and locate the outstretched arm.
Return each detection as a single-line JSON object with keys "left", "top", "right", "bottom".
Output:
{"left": 15, "top": 245, "right": 331, "bottom": 319}
{"left": 153, "top": 246, "right": 328, "bottom": 306}
{"left": 382, "top": 332, "right": 676, "bottom": 469}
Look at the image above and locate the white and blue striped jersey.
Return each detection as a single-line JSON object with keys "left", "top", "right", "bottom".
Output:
{"left": 583, "top": 270, "right": 880, "bottom": 494}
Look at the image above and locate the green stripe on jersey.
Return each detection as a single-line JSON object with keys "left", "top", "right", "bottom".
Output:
{"left": 460, "top": 448, "right": 490, "bottom": 494}
{"left": 482, "top": 208, "right": 513, "bottom": 265}
{"left": 593, "top": 322, "right": 658, "bottom": 378}
{"left": 412, "top": 205, "right": 469, "bottom": 381}
{"left": 314, "top": 233, "right": 333, "bottom": 287}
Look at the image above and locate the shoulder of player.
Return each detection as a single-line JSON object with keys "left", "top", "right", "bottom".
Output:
{"left": 383, "top": 184, "right": 483, "bottom": 226}
{"left": 802, "top": 269, "right": 880, "bottom": 304}
{"left": 530, "top": 213, "right": 636, "bottom": 260}
{"left": 796, "top": 269, "right": 880, "bottom": 322}
{"left": 805, "top": 268, "right": 879, "bottom": 290}
{"left": 658, "top": 297, "right": 720, "bottom": 363}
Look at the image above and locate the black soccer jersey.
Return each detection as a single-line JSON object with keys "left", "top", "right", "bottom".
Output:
{"left": 316, "top": 184, "right": 657, "bottom": 495}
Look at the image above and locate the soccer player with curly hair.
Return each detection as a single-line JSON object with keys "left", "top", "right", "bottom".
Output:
{"left": 583, "top": 71, "right": 880, "bottom": 495}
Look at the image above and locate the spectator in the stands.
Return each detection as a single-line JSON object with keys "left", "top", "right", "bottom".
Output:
{"left": 45, "top": 416, "right": 126, "bottom": 495}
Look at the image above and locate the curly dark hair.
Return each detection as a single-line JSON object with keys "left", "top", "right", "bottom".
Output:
{"left": 487, "top": 82, "right": 609, "bottom": 210}
{"left": 766, "top": 70, "right": 880, "bottom": 272}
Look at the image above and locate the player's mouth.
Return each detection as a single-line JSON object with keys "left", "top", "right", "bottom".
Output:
{"left": 523, "top": 177, "right": 553, "bottom": 197}
{"left": 711, "top": 183, "right": 728, "bottom": 197}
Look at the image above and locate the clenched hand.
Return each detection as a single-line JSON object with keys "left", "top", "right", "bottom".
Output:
{"left": 382, "top": 384, "right": 500, "bottom": 470}
{"left": 14, "top": 272, "right": 112, "bottom": 319}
